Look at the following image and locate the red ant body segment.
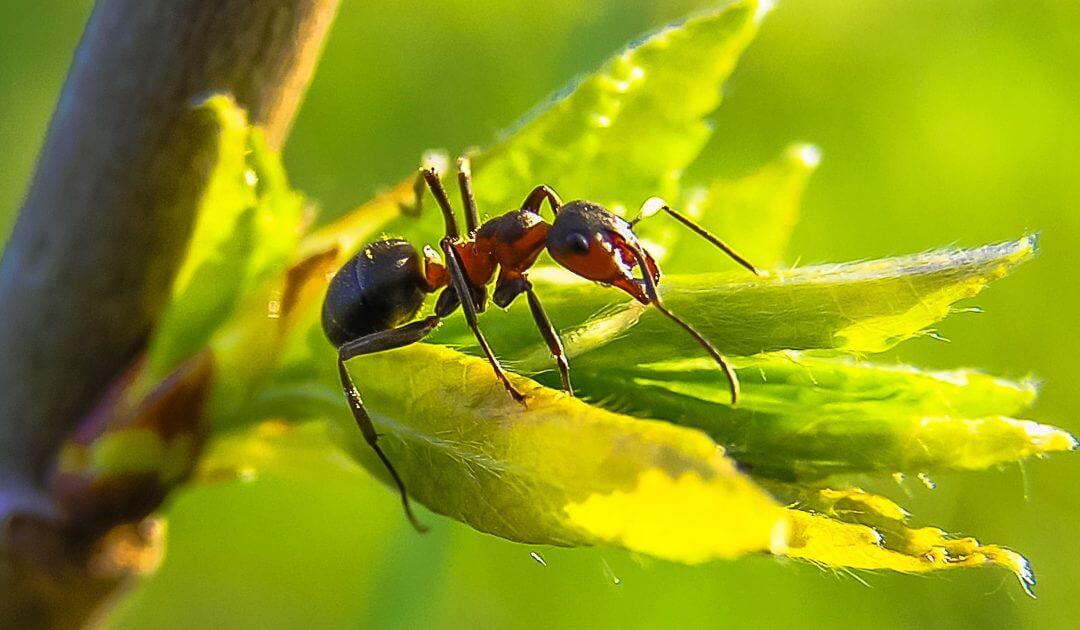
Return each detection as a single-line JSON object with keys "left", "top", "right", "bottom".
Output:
{"left": 322, "top": 157, "right": 759, "bottom": 531}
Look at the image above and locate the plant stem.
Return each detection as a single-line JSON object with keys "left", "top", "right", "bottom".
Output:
{"left": 0, "top": 1, "right": 339, "bottom": 626}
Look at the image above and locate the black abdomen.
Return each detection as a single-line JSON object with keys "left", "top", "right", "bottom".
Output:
{"left": 322, "top": 238, "right": 429, "bottom": 346}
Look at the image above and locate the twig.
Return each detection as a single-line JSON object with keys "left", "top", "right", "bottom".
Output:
{"left": 0, "top": 1, "right": 339, "bottom": 626}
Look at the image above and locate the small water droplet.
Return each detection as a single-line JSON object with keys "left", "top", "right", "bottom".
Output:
{"left": 892, "top": 472, "right": 906, "bottom": 485}
{"left": 244, "top": 169, "right": 258, "bottom": 188}
{"left": 916, "top": 472, "right": 936, "bottom": 490}
{"left": 794, "top": 144, "right": 822, "bottom": 168}
{"left": 601, "top": 557, "right": 622, "bottom": 586}
{"left": 530, "top": 551, "right": 547, "bottom": 566}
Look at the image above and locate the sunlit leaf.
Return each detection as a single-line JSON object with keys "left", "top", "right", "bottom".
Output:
{"left": 325, "top": 344, "right": 786, "bottom": 562}
{"left": 380, "top": 0, "right": 765, "bottom": 249}
{"left": 571, "top": 353, "right": 1074, "bottom": 479}
{"left": 773, "top": 486, "right": 1036, "bottom": 595}
{"left": 134, "top": 1, "right": 1062, "bottom": 595}
{"left": 477, "top": 0, "right": 762, "bottom": 206}
{"left": 427, "top": 236, "right": 1038, "bottom": 362}
{"left": 665, "top": 142, "right": 821, "bottom": 271}
{"left": 145, "top": 94, "right": 304, "bottom": 382}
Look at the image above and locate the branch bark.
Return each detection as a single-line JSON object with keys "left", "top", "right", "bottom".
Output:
{"left": 0, "top": 0, "right": 339, "bottom": 626}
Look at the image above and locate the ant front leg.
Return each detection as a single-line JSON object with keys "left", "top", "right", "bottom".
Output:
{"left": 627, "top": 245, "right": 741, "bottom": 405}
{"left": 492, "top": 275, "right": 572, "bottom": 395}
{"left": 631, "top": 197, "right": 760, "bottom": 275}
{"left": 524, "top": 282, "right": 572, "bottom": 394}
{"left": 440, "top": 238, "right": 526, "bottom": 404}
{"left": 337, "top": 315, "right": 442, "bottom": 533}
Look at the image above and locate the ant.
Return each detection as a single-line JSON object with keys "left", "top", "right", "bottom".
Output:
{"left": 322, "top": 156, "right": 760, "bottom": 531}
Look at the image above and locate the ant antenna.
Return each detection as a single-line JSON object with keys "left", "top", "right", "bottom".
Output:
{"left": 631, "top": 198, "right": 760, "bottom": 275}
{"left": 628, "top": 247, "right": 740, "bottom": 405}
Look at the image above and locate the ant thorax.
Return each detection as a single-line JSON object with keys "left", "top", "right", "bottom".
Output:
{"left": 470, "top": 208, "right": 551, "bottom": 280}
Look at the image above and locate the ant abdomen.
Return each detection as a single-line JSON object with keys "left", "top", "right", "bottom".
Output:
{"left": 322, "top": 238, "right": 430, "bottom": 346}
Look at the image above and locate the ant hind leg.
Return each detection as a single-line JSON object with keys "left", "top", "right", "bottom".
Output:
{"left": 337, "top": 315, "right": 442, "bottom": 533}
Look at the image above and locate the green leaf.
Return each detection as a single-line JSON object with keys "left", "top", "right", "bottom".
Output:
{"left": 385, "top": 0, "right": 765, "bottom": 247}
{"left": 216, "top": 344, "right": 1042, "bottom": 589}
{"left": 664, "top": 143, "right": 820, "bottom": 271}
{"left": 145, "top": 94, "right": 304, "bottom": 382}
{"left": 773, "top": 486, "right": 1036, "bottom": 596}
{"left": 195, "top": 1, "right": 1059, "bottom": 593}
{"left": 476, "top": 0, "right": 761, "bottom": 207}
{"left": 427, "top": 236, "right": 1038, "bottom": 362}
{"left": 571, "top": 352, "right": 1075, "bottom": 480}
{"left": 329, "top": 343, "right": 785, "bottom": 563}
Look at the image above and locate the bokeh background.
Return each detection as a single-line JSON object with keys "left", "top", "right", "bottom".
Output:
{"left": 2, "top": 1, "right": 1077, "bottom": 628}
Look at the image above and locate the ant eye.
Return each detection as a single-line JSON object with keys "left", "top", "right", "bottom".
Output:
{"left": 566, "top": 232, "right": 591, "bottom": 254}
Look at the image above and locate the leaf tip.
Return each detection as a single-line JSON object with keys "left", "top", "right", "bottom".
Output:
{"left": 987, "top": 545, "right": 1037, "bottom": 598}
{"left": 1026, "top": 422, "right": 1079, "bottom": 454}
{"left": 1025, "top": 231, "right": 1041, "bottom": 257}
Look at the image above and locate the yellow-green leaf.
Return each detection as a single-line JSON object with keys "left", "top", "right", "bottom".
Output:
{"left": 666, "top": 143, "right": 820, "bottom": 271}
{"left": 429, "top": 236, "right": 1037, "bottom": 362}
{"left": 385, "top": 0, "right": 765, "bottom": 248}
{"left": 327, "top": 344, "right": 785, "bottom": 562}
{"left": 146, "top": 94, "right": 304, "bottom": 381}
{"left": 775, "top": 486, "right": 1036, "bottom": 596}
{"left": 573, "top": 352, "right": 1074, "bottom": 479}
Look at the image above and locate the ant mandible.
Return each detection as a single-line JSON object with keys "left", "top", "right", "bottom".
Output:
{"left": 322, "top": 156, "right": 760, "bottom": 531}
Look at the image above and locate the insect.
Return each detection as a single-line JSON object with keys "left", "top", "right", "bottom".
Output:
{"left": 322, "top": 157, "right": 759, "bottom": 531}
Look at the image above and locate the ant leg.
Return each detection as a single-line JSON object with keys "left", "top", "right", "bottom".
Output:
{"left": 522, "top": 185, "right": 563, "bottom": 216}
{"left": 628, "top": 246, "right": 740, "bottom": 405}
{"left": 440, "top": 238, "right": 526, "bottom": 403}
{"left": 630, "top": 198, "right": 759, "bottom": 275}
{"left": 339, "top": 315, "right": 442, "bottom": 360}
{"left": 457, "top": 156, "right": 480, "bottom": 234}
{"left": 401, "top": 166, "right": 462, "bottom": 239}
{"left": 338, "top": 315, "right": 441, "bottom": 533}
{"left": 523, "top": 280, "right": 573, "bottom": 395}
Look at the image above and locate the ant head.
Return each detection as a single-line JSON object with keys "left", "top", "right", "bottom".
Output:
{"left": 547, "top": 200, "right": 660, "bottom": 304}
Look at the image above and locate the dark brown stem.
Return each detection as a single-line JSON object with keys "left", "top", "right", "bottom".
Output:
{"left": 0, "top": 0, "right": 339, "bottom": 626}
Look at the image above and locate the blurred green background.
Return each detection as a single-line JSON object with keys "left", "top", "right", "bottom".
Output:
{"left": 2, "top": 1, "right": 1077, "bottom": 628}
